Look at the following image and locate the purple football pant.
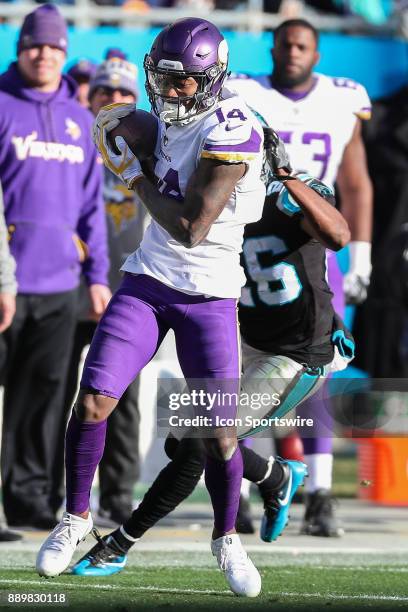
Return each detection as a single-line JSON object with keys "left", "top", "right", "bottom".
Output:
{"left": 298, "top": 251, "right": 345, "bottom": 456}
{"left": 66, "top": 273, "right": 242, "bottom": 531}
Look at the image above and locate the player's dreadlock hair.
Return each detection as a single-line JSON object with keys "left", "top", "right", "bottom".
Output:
{"left": 273, "top": 19, "right": 319, "bottom": 46}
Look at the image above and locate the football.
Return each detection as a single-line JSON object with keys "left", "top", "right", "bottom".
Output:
{"left": 108, "top": 109, "right": 158, "bottom": 161}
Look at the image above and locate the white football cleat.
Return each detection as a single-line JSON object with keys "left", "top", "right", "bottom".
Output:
{"left": 36, "top": 512, "right": 93, "bottom": 577}
{"left": 211, "top": 534, "right": 261, "bottom": 597}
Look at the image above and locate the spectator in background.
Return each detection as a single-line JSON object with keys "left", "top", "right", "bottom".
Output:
{"left": 0, "top": 181, "right": 22, "bottom": 542}
{"left": 0, "top": 3, "right": 110, "bottom": 529}
{"left": 62, "top": 56, "right": 144, "bottom": 526}
{"left": 228, "top": 18, "right": 372, "bottom": 537}
{"left": 354, "top": 84, "right": 408, "bottom": 377}
{"left": 305, "top": 0, "right": 394, "bottom": 24}
{"left": 264, "top": 0, "right": 302, "bottom": 15}
{"left": 105, "top": 48, "right": 128, "bottom": 60}
{"left": 67, "top": 59, "right": 98, "bottom": 108}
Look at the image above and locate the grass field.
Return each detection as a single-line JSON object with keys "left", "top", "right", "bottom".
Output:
{"left": 0, "top": 545, "right": 407, "bottom": 611}
{"left": 0, "top": 457, "right": 405, "bottom": 612}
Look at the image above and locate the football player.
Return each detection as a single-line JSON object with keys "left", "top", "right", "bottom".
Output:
{"left": 69, "top": 130, "right": 353, "bottom": 577}
{"left": 36, "top": 17, "right": 268, "bottom": 598}
{"left": 228, "top": 18, "right": 373, "bottom": 536}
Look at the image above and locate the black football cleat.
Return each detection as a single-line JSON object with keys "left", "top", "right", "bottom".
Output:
{"left": 300, "top": 489, "right": 344, "bottom": 537}
{"left": 71, "top": 529, "right": 127, "bottom": 576}
{"left": 0, "top": 525, "right": 22, "bottom": 542}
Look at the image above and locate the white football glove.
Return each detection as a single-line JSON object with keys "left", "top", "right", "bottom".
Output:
{"left": 92, "top": 102, "right": 135, "bottom": 141}
{"left": 93, "top": 103, "right": 143, "bottom": 189}
{"left": 343, "top": 241, "right": 372, "bottom": 304}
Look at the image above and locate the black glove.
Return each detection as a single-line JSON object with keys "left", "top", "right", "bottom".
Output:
{"left": 331, "top": 313, "right": 355, "bottom": 360}
{"left": 263, "top": 127, "right": 292, "bottom": 174}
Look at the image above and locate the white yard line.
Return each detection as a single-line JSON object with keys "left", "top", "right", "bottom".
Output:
{"left": 280, "top": 592, "right": 408, "bottom": 602}
{"left": 1, "top": 580, "right": 227, "bottom": 596}
{"left": 2, "top": 565, "right": 408, "bottom": 573}
{"left": 3, "top": 542, "right": 408, "bottom": 555}
{"left": 277, "top": 566, "right": 408, "bottom": 574}
{"left": 0, "top": 579, "right": 407, "bottom": 602}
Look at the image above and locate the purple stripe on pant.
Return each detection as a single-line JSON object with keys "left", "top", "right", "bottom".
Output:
{"left": 66, "top": 273, "right": 242, "bottom": 531}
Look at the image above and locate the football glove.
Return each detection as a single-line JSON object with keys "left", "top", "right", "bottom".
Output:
{"left": 329, "top": 313, "right": 355, "bottom": 372}
{"left": 92, "top": 102, "right": 135, "bottom": 137}
{"left": 263, "top": 127, "right": 292, "bottom": 179}
{"left": 93, "top": 103, "right": 143, "bottom": 189}
{"left": 343, "top": 241, "right": 372, "bottom": 304}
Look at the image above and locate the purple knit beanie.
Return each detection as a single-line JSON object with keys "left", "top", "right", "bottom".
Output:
{"left": 17, "top": 4, "right": 68, "bottom": 55}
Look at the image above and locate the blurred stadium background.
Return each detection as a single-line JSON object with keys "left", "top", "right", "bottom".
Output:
{"left": 0, "top": 0, "right": 407, "bottom": 519}
{"left": 0, "top": 1, "right": 407, "bottom": 608}
{"left": 1, "top": 0, "right": 408, "bottom": 109}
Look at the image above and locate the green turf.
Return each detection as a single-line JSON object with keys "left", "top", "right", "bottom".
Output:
{"left": 0, "top": 551, "right": 407, "bottom": 612}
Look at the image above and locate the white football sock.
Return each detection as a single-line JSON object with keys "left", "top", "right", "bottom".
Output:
{"left": 304, "top": 453, "right": 333, "bottom": 493}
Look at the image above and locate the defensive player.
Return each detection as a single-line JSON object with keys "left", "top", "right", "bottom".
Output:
{"left": 70, "top": 131, "right": 353, "bottom": 577}
{"left": 228, "top": 18, "right": 373, "bottom": 536}
{"left": 36, "top": 17, "right": 268, "bottom": 597}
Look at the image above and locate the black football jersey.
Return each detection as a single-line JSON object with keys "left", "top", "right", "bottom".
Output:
{"left": 239, "top": 179, "right": 336, "bottom": 367}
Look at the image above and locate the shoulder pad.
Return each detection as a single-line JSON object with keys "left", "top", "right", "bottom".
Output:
{"left": 202, "top": 106, "right": 263, "bottom": 163}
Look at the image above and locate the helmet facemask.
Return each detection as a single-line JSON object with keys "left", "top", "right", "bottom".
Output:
{"left": 144, "top": 56, "right": 227, "bottom": 126}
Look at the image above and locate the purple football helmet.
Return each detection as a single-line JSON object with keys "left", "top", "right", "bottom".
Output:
{"left": 144, "top": 17, "right": 229, "bottom": 125}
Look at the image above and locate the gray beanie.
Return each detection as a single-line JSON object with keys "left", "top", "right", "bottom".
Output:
{"left": 89, "top": 58, "right": 139, "bottom": 99}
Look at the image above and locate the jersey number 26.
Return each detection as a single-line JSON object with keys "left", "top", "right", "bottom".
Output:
{"left": 241, "top": 235, "right": 302, "bottom": 307}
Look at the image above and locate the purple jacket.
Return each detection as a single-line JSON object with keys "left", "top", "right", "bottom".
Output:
{"left": 0, "top": 63, "right": 108, "bottom": 294}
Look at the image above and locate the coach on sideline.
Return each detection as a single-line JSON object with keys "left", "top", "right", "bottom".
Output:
{"left": 0, "top": 4, "right": 110, "bottom": 529}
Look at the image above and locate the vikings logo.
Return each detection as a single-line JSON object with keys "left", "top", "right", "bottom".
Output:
{"left": 106, "top": 199, "right": 137, "bottom": 233}
{"left": 65, "top": 118, "right": 82, "bottom": 141}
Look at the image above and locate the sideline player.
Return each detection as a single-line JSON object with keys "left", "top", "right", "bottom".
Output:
{"left": 36, "top": 17, "right": 267, "bottom": 598}
{"left": 70, "top": 131, "right": 353, "bottom": 577}
{"left": 228, "top": 18, "right": 373, "bottom": 535}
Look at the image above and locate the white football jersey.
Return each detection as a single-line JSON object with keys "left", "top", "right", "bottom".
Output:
{"left": 228, "top": 72, "right": 371, "bottom": 188}
{"left": 122, "top": 88, "right": 265, "bottom": 298}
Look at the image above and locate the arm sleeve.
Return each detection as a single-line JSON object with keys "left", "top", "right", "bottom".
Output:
{"left": 77, "top": 144, "right": 110, "bottom": 288}
{"left": 0, "top": 182, "right": 17, "bottom": 295}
